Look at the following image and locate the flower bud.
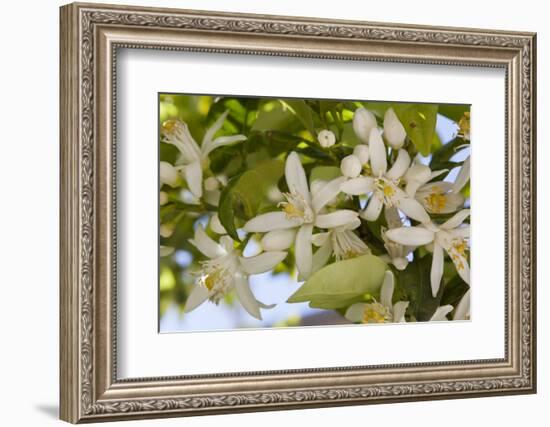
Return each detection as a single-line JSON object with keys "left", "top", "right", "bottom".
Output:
{"left": 210, "top": 213, "right": 226, "bottom": 234}
{"left": 160, "top": 161, "right": 178, "bottom": 187}
{"left": 160, "top": 224, "right": 174, "bottom": 238}
{"left": 392, "top": 257, "right": 409, "bottom": 271}
{"left": 317, "top": 129, "right": 336, "bottom": 148}
{"left": 383, "top": 108, "right": 407, "bottom": 149}
{"left": 352, "top": 108, "right": 377, "bottom": 144}
{"left": 159, "top": 191, "right": 169, "bottom": 206}
{"left": 204, "top": 176, "right": 219, "bottom": 192}
{"left": 261, "top": 229, "right": 296, "bottom": 251}
{"left": 353, "top": 144, "right": 370, "bottom": 165}
{"left": 341, "top": 155, "right": 362, "bottom": 178}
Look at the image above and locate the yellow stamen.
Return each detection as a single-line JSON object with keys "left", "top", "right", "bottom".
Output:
{"left": 425, "top": 189, "right": 447, "bottom": 213}
{"left": 162, "top": 119, "right": 178, "bottom": 135}
{"left": 362, "top": 302, "right": 390, "bottom": 324}
{"left": 458, "top": 112, "right": 470, "bottom": 138}
{"left": 383, "top": 184, "right": 395, "bottom": 198}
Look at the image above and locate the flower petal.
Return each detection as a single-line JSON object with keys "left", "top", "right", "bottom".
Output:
{"left": 202, "top": 110, "right": 229, "bottom": 147}
{"left": 451, "top": 225, "right": 470, "bottom": 238}
{"left": 285, "top": 151, "right": 310, "bottom": 203}
{"left": 392, "top": 301, "right": 409, "bottom": 322}
{"left": 311, "top": 232, "right": 330, "bottom": 247}
{"left": 243, "top": 212, "right": 299, "bottom": 232}
{"left": 202, "top": 134, "right": 247, "bottom": 158}
{"left": 210, "top": 213, "right": 226, "bottom": 234}
{"left": 312, "top": 176, "right": 346, "bottom": 213}
{"left": 380, "top": 270, "right": 395, "bottom": 309}
{"left": 361, "top": 195, "right": 383, "bottom": 221}
{"left": 383, "top": 108, "right": 407, "bottom": 149}
{"left": 430, "top": 305, "right": 454, "bottom": 321}
{"left": 345, "top": 303, "right": 367, "bottom": 323}
{"left": 431, "top": 243, "right": 444, "bottom": 297}
{"left": 352, "top": 108, "right": 377, "bottom": 144}
{"left": 315, "top": 210, "right": 358, "bottom": 229}
{"left": 183, "top": 161, "right": 203, "bottom": 199}
{"left": 453, "top": 289, "right": 470, "bottom": 320}
{"left": 385, "top": 226, "right": 435, "bottom": 246}
{"left": 239, "top": 251, "right": 287, "bottom": 275}
{"left": 261, "top": 228, "right": 296, "bottom": 251}
{"left": 234, "top": 272, "right": 267, "bottom": 320}
{"left": 311, "top": 239, "right": 333, "bottom": 274}
{"left": 189, "top": 225, "right": 225, "bottom": 259}
{"left": 386, "top": 149, "right": 411, "bottom": 180}
{"left": 452, "top": 156, "right": 470, "bottom": 193}
{"left": 295, "top": 224, "right": 313, "bottom": 280}
{"left": 160, "top": 161, "right": 179, "bottom": 187}
{"left": 369, "top": 128, "right": 387, "bottom": 176}
{"left": 398, "top": 197, "right": 431, "bottom": 223}
{"left": 340, "top": 176, "right": 374, "bottom": 196}
{"left": 184, "top": 285, "right": 210, "bottom": 313}
{"left": 440, "top": 209, "right": 470, "bottom": 230}
{"left": 450, "top": 252, "right": 470, "bottom": 285}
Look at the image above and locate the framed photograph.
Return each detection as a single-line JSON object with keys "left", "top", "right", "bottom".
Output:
{"left": 60, "top": 2, "right": 537, "bottom": 423}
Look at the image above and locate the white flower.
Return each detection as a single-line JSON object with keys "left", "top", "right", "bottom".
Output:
{"left": 209, "top": 213, "right": 226, "bottom": 234}
{"left": 160, "top": 246, "right": 174, "bottom": 257}
{"left": 345, "top": 271, "right": 409, "bottom": 324}
{"left": 340, "top": 128, "right": 430, "bottom": 223}
{"left": 310, "top": 217, "right": 370, "bottom": 273}
{"left": 383, "top": 108, "right": 407, "bottom": 149}
{"left": 161, "top": 111, "right": 246, "bottom": 198}
{"left": 386, "top": 209, "right": 470, "bottom": 297}
{"left": 380, "top": 226, "right": 413, "bottom": 270}
{"left": 404, "top": 161, "right": 468, "bottom": 215}
{"left": 185, "top": 226, "right": 287, "bottom": 320}
{"left": 159, "top": 161, "right": 179, "bottom": 188}
{"left": 318, "top": 129, "right": 336, "bottom": 148}
{"left": 352, "top": 108, "right": 377, "bottom": 144}
{"left": 353, "top": 144, "right": 370, "bottom": 165}
{"left": 453, "top": 289, "right": 470, "bottom": 320}
{"left": 243, "top": 152, "right": 358, "bottom": 279}
{"left": 430, "top": 289, "right": 470, "bottom": 321}
{"left": 340, "top": 155, "right": 362, "bottom": 178}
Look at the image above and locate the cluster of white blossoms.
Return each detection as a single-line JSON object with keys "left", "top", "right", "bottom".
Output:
{"left": 160, "top": 105, "right": 471, "bottom": 323}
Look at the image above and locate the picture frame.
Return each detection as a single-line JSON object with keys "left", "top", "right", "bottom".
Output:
{"left": 59, "top": 2, "right": 537, "bottom": 423}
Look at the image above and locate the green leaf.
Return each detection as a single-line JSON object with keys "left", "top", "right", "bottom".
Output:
{"left": 217, "top": 176, "right": 243, "bottom": 241}
{"left": 218, "top": 159, "right": 285, "bottom": 241}
{"left": 438, "top": 104, "right": 470, "bottom": 122}
{"left": 251, "top": 102, "right": 301, "bottom": 132}
{"left": 309, "top": 166, "right": 341, "bottom": 183}
{"left": 287, "top": 254, "right": 387, "bottom": 309}
{"left": 392, "top": 103, "right": 438, "bottom": 156}
{"left": 281, "top": 99, "right": 318, "bottom": 136}
{"left": 430, "top": 136, "right": 468, "bottom": 171}
{"left": 395, "top": 254, "right": 443, "bottom": 321}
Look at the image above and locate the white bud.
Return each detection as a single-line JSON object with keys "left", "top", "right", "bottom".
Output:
{"left": 159, "top": 191, "right": 169, "bottom": 206}
{"left": 317, "top": 129, "right": 336, "bottom": 148}
{"left": 340, "top": 155, "right": 362, "bottom": 178}
{"left": 210, "top": 213, "right": 226, "bottom": 234}
{"left": 392, "top": 257, "right": 409, "bottom": 271}
{"left": 383, "top": 108, "right": 407, "bottom": 149}
{"left": 204, "top": 176, "right": 219, "bottom": 192}
{"left": 353, "top": 144, "right": 370, "bottom": 165}
{"left": 261, "top": 229, "right": 296, "bottom": 251}
{"left": 160, "top": 161, "right": 178, "bottom": 187}
{"left": 160, "top": 224, "right": 174, "bottom": 238}
{"left": 352, "top": 108, "right": 377, "bottom": 144}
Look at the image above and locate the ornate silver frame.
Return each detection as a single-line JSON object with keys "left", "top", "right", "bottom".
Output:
{"left": 60, "top": 2, "right": 537, "bottom": 423}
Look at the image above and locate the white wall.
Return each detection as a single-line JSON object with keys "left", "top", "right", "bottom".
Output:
{"left": 0, "top": 0, "right": 545, "bottom": 425}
